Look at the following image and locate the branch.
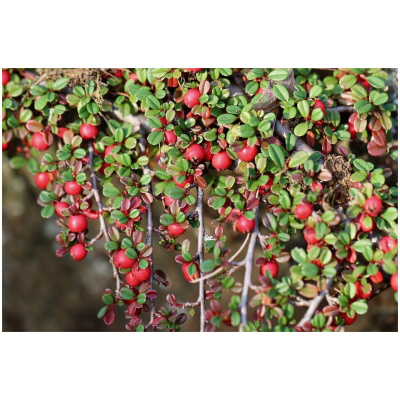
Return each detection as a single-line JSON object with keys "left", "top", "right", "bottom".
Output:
{"left": 296, "top": 268, "right": 339, "bottom": 328}
{"left": 326, "top": 106, "right": 355, "bottom": 113}
{"left": 88, "top": 142, "right": 121, "bottom": 294}
{"left": 196, "top": 187, "right": 206, "bottom": 332}
{"left": 239, "top": 204, "right": 260, "bottom": 331}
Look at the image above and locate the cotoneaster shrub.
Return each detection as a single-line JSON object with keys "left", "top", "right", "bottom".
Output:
{"left": 2, "top": 68, "right": 398, "bottom": 332}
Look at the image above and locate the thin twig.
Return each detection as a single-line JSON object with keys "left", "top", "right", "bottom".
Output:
{"left": 326, "top": 106, "right": 355, "bottom": 113}
{"left": 88, "top": 142, "right": 121, "bottom": 294}
{"left": 228, "top": 233, "right": 250, "bottom": 263}
{"left": 196, "top": 187, "right": 206, "bottom": 332}
{"left": 239, "top": 205, "right": 260, "bottom": 331}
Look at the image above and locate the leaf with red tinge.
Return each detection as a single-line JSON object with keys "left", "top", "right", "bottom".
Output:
{"left": 322, "top": 137, "right": 332, "bottom": 154}
{"left": 372, "top": 129, "right": 387, "bottom": 147}
{"left": 146, "top": 290, "right": 158, "bottom": 300}
{"left": 367, "top": 140, "right": 386, "bottom": 157}
{"left": 322, "top": 305, "right": 339, "bottom": 317}
{"left": 175, "top": 313, "right": 187, "bottom": 325}
{"left": 337, "top": 146, "right": 349, "bottom": 158}
{"left": 26, "top": 120, "right": 44, "bottom": 132}
{"left": 103, "top": 309, "right": 115, "bottom": 326}
{"left": 142, "top": 192, "right": 153, "bottom": 205}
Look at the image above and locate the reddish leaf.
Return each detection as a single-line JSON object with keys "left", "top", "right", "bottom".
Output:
{"left": 372, "top": 129, "right": 387, "bottom": 147}
{"left": 367, "top": 140, "right": 387, "bottom": 157}
{"left": 103, "top": 309, "right": 115, "bottom": 326}
{"left": 26, "top": 120, "right": 44, "bottom": 132}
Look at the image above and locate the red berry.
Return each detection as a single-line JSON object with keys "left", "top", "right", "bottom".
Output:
{"left": 202, "top": 141, "right": 213, "bottom": 162}
{"left": 260, "top": 261, "right": 279, "bottom": 278}
{"left": 129, "top": 73, "right": 138, "bottom": 81}
{"left": 303, "top": 226, "right": 319, "bottom": 244}
{"left": 379, "top": 236, "right": 398, "bottom": 253}
{"left": 57, "top": 127, "right": 69, "bottom": 139}
{"left": 182, "top": 262, "right": 200, "bottom": 281}
{"left": 168, "top": 222, "right": 186, "bottom": 237}
{"left": 34, "top": 172, "right": 50, "bottom": 189}
{"left": 114, "top": 69, "right": 124, "bottom": 78}
{"left": 185, "top": 143, "right": 205, "bottom": 163}
{"left": 355, "top": 280, "right": 373, "bottom": 299}
{"left": 364, "top": 195, "right": 382, "bottom": 217}
{"left": 79, "top": 123, "right": 99, "bottom": 140}
{"left": 259, "top": 174, "right": 273, "bottom": 195}
{"left": 164, "top": 130, "right": 177, "bottom": 145}
{"left": 237, "top": 141, "right": 258, "bottom": 162}
{"left": 126, "top": 271, "right": 141, "bottom": 287}
{"left": 359, "top": 213, "right": 376, "bottom": 232}
{"left": 212, "top": 151, "right": 232, "bottom": 171}
{"left": 295, "top": 202, "right": 313, "bottom": 220}
{"left": 311, "top": 181, "right": 323, "bottom": 192}
{"left": 132, "top": 266, "right": 151, "bottom": 283}
{"left": 173, "top": 173, "right": 194, "bottom": 188}
{"left": 370, "top": 270, "right": 384, "bottom": 284}
{"left": 31, "top": 131, "right": 50, "bottom": 151}
{"left": 114, "top": 249, "right": 135, "bottom": 269}
{"left": 357, "top": 76, "right": 370, "bottom": 91}
{"left": 236, "top": 216, "right": 256, "bottom": 233}
{"left": 2, "top": 70, "right": 10, "bottom": 86}
{"left": 313, "top": 100, "right": 325, "bottom": 115}
{"left": 70, "top": 243, "right": 87, "bottom": 261}
{"left": 183, "top": 88, "right": 201, "bottom": 108}
{"left": 391, "top": 272, "right": 398, "bottom": 291}
{"left": 68, "top": 214, "right": 88, "bottom": 233}
{"left": 347, "top": 120, "right": 357, "bottom": 140}
{"left": 186, "top": 68, "right": 203, "bottom": 72}
{"left": 2, "top": 140, "right": 10, "bottom": 151}
{"left": 64, "top": 180, "right": 83, "bottom": 196}
{"left": 104, "top": 144, "right": 117, "bottom": 156}
{"left": 55, "top": 201, "right": 69, "bottom": 217}
{"left": 339, "top": 312, "right": 357, "bottom": 326}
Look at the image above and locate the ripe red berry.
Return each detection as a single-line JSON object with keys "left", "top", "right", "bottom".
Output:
{"left": 70, "top": 243, "right": 88, "bottom": 261}
{"left": 202, "top": 141, "right": 213, "bottom": 162}
{"left": 104, "top": 144, "right": 117, "bottom": 156}
{"left": 295, "top": 202, "right": 313, "bottom": 220}
{"left": 364, "top": 195, "right": 382, "bottom": 217}
{"left": 114, "top": 249, "right": 135, "bottom": 269}
{"left": 164, "top": 130, "right": 177, "bottom": 145}
{"left": 355, "top": 280, "right": 373, "bottom": 299}
{"left": 339, "top": 312, "right": 357, "bottom": 326}
{"left": 31, "top": 131, "right": 50, "bottom": 151}
{"left": 260, "top": 261, "right": 279, "bottom": 278}
{"left": 168, "top": 222, "right": 187, "bottom": 237}
{"left": 212, "top": 151, "right": 232, "bottom": 171}
{"left": 114, "top": 69, "right": 124, "bottom": 78}
{"left": 183, "top": 88, "right": 201, "bottom": 108}
{"left": 303, "top": 226, "right": 319, "bottom": 244}
{"left": 132, "top": 266, "right": 151, "bottom": 283}
{"left": 379, "top": 236, "right": 398, "bottom": 253}
{"left": 182, "top": 262, "right": 200, "bottom": 281}
{"left": 236, "top": 216, "right": 256, "bottom": 233}
{"left": 359, "top": 213, "right": 376, "bottom": 232}
{"left": 68, "top": 214, "right": 88, "bottom": 233}
{"left": 2, "top": 70, "right": 10, "bottom": 86}
{"left": 173, "top": 173, "right": 194, "bottom": 188}
{"left": 391, "top": 272, "right": 398, "bottom": 291}
{"left": 311, "top": 181, "right": 323, "bottom": 192}
{"left": 2, "top": 140, "right": 10, "bottom": 151}
{"left": 185, "top": 143, "right": 205, "bottom": 163}
{"left": 237, "top": 141, "right": 258, "bottom": 162}
{"left": 370, "top": 270, "right": 384, "bottom": 284}
{"left": 55, "top": 201, "right": 69, "bottom": 217}
{"left": 186, "top": 68, "right": 203, "bottom": 72}
{"left": 347, "top": 121, "right": 357, "bottom": 140}
{"left": 357, "top": 75, "right": 371, "bottom": 91}
{"left": 126, "top": 271, "right": 141, "bottom": 287}
{"left": 34, "top": 172, "right": 50, "bottom": 189}
{"left": 79, "top": 123, "right": 99, "bottom": 140}
{"left": 313, "top": 100, "right": 325, "bottom": 115}
{"left": 64, "top": 180, "right": 83, "bottom": 196}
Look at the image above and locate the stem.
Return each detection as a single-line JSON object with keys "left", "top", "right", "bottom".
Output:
{"left": 88, "top": 142, "right": 121, "bottom": 294}
{"left": 239, "top": 205, "right": 260, "bottom": 331}
{"left": 196, "top": 187, "right": 205, "bottom": 332}
{"left": 326, "top": 106, "right": 355, "bottom": 113}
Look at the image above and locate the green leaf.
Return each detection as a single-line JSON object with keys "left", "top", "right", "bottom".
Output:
{"left": 102, "top": 294, "right": 114, "bottom": 305}
{"left": 354, "top": 99, "right": 372, "bottom": 114}
{"left": 268, "top": 144, "right": 285, "bottom": 168}
{"left": 311, "top": 108, "right": 324, "bottom": 121}
{"left": 239, "top": 124, "right": 255, "bottom": 138}
{"left": 294, "top": 121, "right": 309, "bottom": 137}
{"left": 268, "top": 69, "right": 289, "bottom": 81}
{"left": 302, "top": 263, "right": 319, "bottom": 277}
{"left": 289, "top": 151, "right": 308, "bottom": 168}
{"left": 273, "top": 84, "right": 289, "bottom": 102}
{"left": 297, "top": 100, "right": 310, "bottom": 119}
{"left": 381, "top": 207, "right": 397, "bottom": 221}
{"left": 53, "top": 78, "right": 69, "bottom": 91}
{"left": 120, "top": 287, "right": 135, "bottom": 300}
{"left": 339, "top": 75, "right": 357, "bottom": 89}
{"left": 200, "top": 259, "right": 216, "bottom": 273}
{"left": 34, "top": 95, "right": 48, "bottom": 110}
{"left": 41, "top": 205, "right": 55, "bottom": 218}
{"left": 10, "top": 156, "right": 27, "bottom": 169}
{"left": 146, "top": 95, "right": 161, "bottom": 110}
{"left": 366, "top": 76, "right": 385, "bottom": 89}
{"left": 309, "top": 85, "right": 323, "bottom": 98}
{"left": 147, "top": 130, "right": 164, "bottom": 145}
{"left": 350, "top": 300, "right": 368, "bottom": 315}
{"left": 103, "top": 186, "right": 120, "bottom": 197}
{"left": 217, "top": 114, "right": 237, "bottom": 125}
